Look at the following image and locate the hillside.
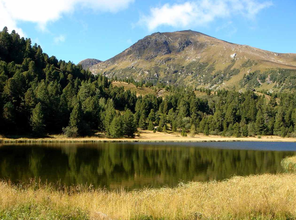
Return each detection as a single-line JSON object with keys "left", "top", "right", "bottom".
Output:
{"left": 78, "top": 58, "right": 101, "bottom": 70}
{"left": 1, "top": 27, "right": 296, "bottom": 139}
{"left": 90, "top": 30, "right": 296, "bottom": 92}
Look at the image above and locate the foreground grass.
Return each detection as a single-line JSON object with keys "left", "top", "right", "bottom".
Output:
{"left": 1, "top": 174, "right": 296, "bottom": 219}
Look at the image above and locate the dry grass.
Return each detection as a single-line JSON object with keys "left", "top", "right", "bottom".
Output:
{"left": 1, "top": 131, "right": 296, "bottom": 144}
{"left": 111, "top": 81, "right": 157, "bottom": 97}
{"left": 1, "top": 174, "right": 296, "bottom": 219}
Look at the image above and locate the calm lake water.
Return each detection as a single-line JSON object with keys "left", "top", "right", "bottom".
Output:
{"left": 0, "top": 142, "right": 295, "bottom": 189}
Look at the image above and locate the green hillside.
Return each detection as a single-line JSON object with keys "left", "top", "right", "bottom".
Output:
{"left": 91, "top": 30, "right": 296, "bottom": 92}
{"left": 1, "top": 27, "right": 296, "bottom": 139}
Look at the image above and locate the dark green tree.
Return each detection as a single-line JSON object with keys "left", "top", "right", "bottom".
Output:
{"left": 109, "top": 115, "right": 123, "bottom": 138}
{"left": 122, "top": 109, "right": 137, "bottom": 137}
{"left": 30, "top": 103, "right": 45, "bottom": 136}
{"left": 255, "top": 109, "right": 266, "bottom": 135}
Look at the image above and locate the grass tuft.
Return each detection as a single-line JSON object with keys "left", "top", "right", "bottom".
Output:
{"left": 281, "top": 156, "right": 296, "bottom": 172}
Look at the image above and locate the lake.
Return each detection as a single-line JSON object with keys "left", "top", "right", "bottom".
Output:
{"left": 0, "top": 142, "right": 295, "bottom": 190}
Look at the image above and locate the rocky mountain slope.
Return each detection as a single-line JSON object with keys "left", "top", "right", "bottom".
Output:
{"left": 90, "top": 30, "right": 296, "bottom": 92}
{"left": 78, "top": 58, "right": 101, "bottom": 70}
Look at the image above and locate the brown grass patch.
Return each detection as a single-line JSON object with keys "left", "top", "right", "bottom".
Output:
{"left": 112, "top": 81, "right": 156, "bottom": 97}
{"left": 1, "top": 174, "right": 296, "bottom": 219}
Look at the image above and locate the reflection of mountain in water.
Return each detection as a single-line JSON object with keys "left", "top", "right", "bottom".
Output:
{"left": 0, "top": 143, "right": 294, "bottom": 189}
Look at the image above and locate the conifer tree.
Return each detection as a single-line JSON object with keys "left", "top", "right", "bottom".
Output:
{"left": 233, "top": 122, "right": 240, "bottom": 137}
{"left": 70, "top": 102, "right": 82, "bottom": 129}
{"left": 30, "top": 102, "right": 45, "bottom": 136}
{"left": 274, "top": 108, "right": 284, "bottom": 135}
{"left": 123, "top": 109, "right": 137, "bottom": 137}
{"left": 255, "top": 109, "right": 266, "bottom": 135}
{"left": 2, "top": 101, "right": 16, "bottom": 133}
{"left": 109, "top": 115, "right": 123, "bottom": 138}
{"left": 148, "top": 120, "right": 154, "bottom": 131}
{"left": 190, "top": 124, "right": 196, "bottom": 137}
{"left": 104, "top": 99, "right": 116, "bottom": 136}
{"left": 241, "top": 123, "right": 248, "bottom": 137}
{"left": 138, "top": 112, "right": 147, "bottom": 130}
{"left": 204, "top": 124, "right": 209, "bottom": 136}
{"left": 148, "top": 109, "right": 156, "bottom": 122}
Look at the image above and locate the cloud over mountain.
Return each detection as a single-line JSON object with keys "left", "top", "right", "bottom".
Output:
{"left": 140, "top": 0, "right": 273, "bottom": 30}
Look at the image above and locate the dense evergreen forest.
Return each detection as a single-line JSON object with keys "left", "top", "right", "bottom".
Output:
{"left": 0, "top": 27, "right": 296, "bottom": 138}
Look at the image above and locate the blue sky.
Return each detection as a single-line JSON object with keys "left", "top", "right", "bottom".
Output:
{"left": 1, "top": 0, "right": 295, "bottom": 64}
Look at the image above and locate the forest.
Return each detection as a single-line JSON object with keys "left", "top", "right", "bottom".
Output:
{"left": 1, "top": 27, "right": 296, "bottom": 138}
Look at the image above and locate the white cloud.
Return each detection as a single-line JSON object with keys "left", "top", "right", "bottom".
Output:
{"left": 140, "top": 0, "right": 273, "bottom": 30}
{"left": 54, "top": 35, "right": 66, "bottom": 44}
{"left": 0, "top": 1, "right": 25, "bottom": 36}
{"left": 0, "top": 0, "right": 134, "bottom": 36}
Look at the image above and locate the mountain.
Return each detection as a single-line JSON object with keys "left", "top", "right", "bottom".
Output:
{"left": 90, "top": 30, "right": 296, "bottom": 92}
{"left": 78, "top": 58, "right": 101, "bottom": 70}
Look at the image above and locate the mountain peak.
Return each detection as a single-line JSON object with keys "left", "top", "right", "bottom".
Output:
{"left": 90, "top": 30, "right": 296, "bottom": 91}
{"left": 78, "top": 58, "right": 101, "bottom": 70}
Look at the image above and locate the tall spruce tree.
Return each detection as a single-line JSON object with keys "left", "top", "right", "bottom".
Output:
{"left": 30, "top": 102, "right": 45, "bottom": 136}
{"left": 122, "top": 109, "right": 137, "bottom": 137}
{"left": 109, "top": 115, "right": 123, "bottom": 138}
{"left": 255, "top": 109, "right": 266, "bottom": 135}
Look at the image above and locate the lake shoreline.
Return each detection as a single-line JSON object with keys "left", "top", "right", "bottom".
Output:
{"left": 1, "top": 133, "right": 296, "bottom": 219}
{"left": 1, "top": 130, "right": 296, "bottom": 144}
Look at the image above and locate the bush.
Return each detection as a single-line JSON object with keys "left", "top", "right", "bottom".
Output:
{"left": 181, "top": 128, "right": 187, "bottom": 137}
{"left": 63, "top": 126, "right": 78, "bottom": 138}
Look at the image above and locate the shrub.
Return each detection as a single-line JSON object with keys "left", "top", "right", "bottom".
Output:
{"left": 63, "top": 126, "right": 78, "bottom": 138}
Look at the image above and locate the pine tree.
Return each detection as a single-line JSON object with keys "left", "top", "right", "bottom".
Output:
{"left": 241, "top": 124, "right": 248, "bottom": 137}
{"left": 104, "top": 100, "right": 116, "bottom": 136}
{"left": 148, "top": 109, "right": 156, "bottom": 122}
{"left": 163, "top": 124, "right": 167, "bottom": 133}
{"left": 181, "top": 128, "right": 187, "bottom": 137}
{"left": 138, "top": 112, "right": 147, "bottom": 130}
{"left": 280, "top": 126, "right": 287, "bottom": 137}
{"left": 190, "top": 124, "right": 196, "bottom": 137}
{"left": 204, "top": 124, "right": 209, "bottom": 136}
{"left": 70, "top": 102, "right": 82, "bottom": 129}
{"left": 274, "top": 108, "right": 284, "bottom": 135}
{"left": 30, "top": 103, "right": 45, "bottom": 136}
{"left": 255, "top": 109, "right": 266, "bottom": 135}
{"left": 248, "top": 122, "right": 256, "bottom": 137}
{"left": 122, "top": 109, "right": 137, "bottom": 137}
{"left": 233, "top": 122, "right": 240, "bottom": 137}
{"left": 172, "top": 121, "right": 177, "bottom": 132}
{"left": 109, "top": 115, "right": 123, "bottom": 138}
{"left": 2, "top": 101, "right": 16, "bottom": 133}
{"left": 148, "top": 120, "right": 154, "bottom": 131}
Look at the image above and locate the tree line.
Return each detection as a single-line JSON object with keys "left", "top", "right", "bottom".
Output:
{"left": 0, "top": 27, "right": 296, "bottom": 138}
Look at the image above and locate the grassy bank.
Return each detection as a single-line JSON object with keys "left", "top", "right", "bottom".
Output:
{"left": 1, "top": 131, "right": 296, "bottom": 144}
{"left": 1, "top": 174, "right": 296, "bottom": 219}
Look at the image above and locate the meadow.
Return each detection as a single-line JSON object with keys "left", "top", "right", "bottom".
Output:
{"left": 1, "top": 173, "right": 296, "bottom": 219}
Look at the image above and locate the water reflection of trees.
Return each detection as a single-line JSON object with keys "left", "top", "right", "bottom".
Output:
{"left": 0, "top": 144, "right": 294, "bottom": 189}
